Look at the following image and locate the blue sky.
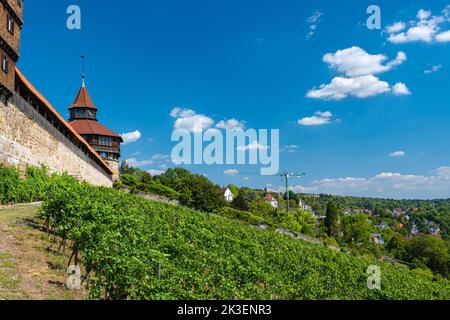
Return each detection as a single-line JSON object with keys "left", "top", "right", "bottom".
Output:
{"left": 20, "top": 0, "right": 450, "bottom": 199}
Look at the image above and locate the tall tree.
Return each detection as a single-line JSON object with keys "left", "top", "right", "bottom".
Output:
{"left": 325, "top": 201, "right": 341, "bottom": 238}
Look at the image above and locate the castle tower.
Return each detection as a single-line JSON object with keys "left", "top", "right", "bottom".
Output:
{"left": 0, "top": 0, "right": 23, "bottom": 97}
{"left": 68, "top": 63, "right": 122, "bottom": 181}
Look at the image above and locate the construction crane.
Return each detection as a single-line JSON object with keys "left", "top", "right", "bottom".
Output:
{"left": 223, "top": 170, "right": 306, "bottom": 212}
{"left": 280, "top": 172, "right": 306, "bottom": 212}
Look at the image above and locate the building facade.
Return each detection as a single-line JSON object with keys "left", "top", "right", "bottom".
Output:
{"left": 0, "top": 0, "right": 22, "bottom": 97}
{"left": 68, "top": 81, "right": 123, "bottom": 181}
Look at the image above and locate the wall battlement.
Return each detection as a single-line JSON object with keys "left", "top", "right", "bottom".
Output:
{"left": 0, "top": 93, "right": 113, "bottom": 187}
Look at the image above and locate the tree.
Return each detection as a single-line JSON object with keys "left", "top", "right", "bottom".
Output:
{"left": 284, "top": 191, "right": 299, "bottom": 204}
{"left": 120, "top": 160, "right": 136, "bottom": 175}
{"left": 156, "top": 168, "right": 227, "bottom": 212}
{"left": 296, "top": 210, "right": 316, "bottom": 236}
{"left": 231, "top": 194, "right": 250, "bottom": 212}
{"left": 249, "top": 197, "right": 274, "bottom": 216}
{"left": 386, "top": 233, "right": 407, "bottom": 260}
{"left": 325, "top": 201, "right": 341, "bottom": 238}
{"left": 342, "top": 215, "right": 371, "bottom": 247}
{"left": 227, "top": 184, "right": 239, "bottom": 197}
{"left": 405, "top": 235, "right": 450, "bottom": 277}
{"left": 134, "top": 170, "right": 153, "bottom": 185}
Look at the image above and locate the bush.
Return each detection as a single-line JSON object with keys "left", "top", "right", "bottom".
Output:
{"left": 0, "top": 165, "right": 21, "bottom": 204}
{"left": 145, "top": 180, "right": 180, "bottom": 200}
{"left": 0, "top": 165, "right": 57, "bottom": 204}
{"left": 213, "top": 207, "right": 265, "bottom": 225}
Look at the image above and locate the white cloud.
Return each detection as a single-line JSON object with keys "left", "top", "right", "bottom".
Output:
{"left": 216, "top": 119, "right": 246, "bottom": 131}
{"left": 170, "top": 108, "right": 214, "bottom": 133}
{"left": 390, "top": 150, "right": 406, "bottom": 157}
{"left": 298, "top": 111, "right": 333, "bottom": 126}
{"left": 243, "top": 177, "right": 250, "bottom": 181}
{"left": 299, "top": 116, "right": 330, "bottom": 126}
{"left": 170, "top": 108, "right": 247, "bottom": 133}
{"left": 290, "top": 167, "right": 450, "bottom": 199}
{"left": 386, "top": 22, "right": 406, "bottom": 34}
{"left": 125, "top": 158, "right": 154, "bottom": 168}
{"left": 388, "top": 25, "right": 436, "bottom": 43}
{"left": 128, "top": 151, "right": 141, "bottom": 157}
{"left": 170, "top": 108, "right": 196, "bottom": 118}
{"left": 315, "top": 111, "right": 332, "bottom": 118}
{"left": 152, "top": 154, "right": 170, "bottom": 161}
{"left": 306, "top": 10, "right": 323, "bottom": 39}
{"left": 424, "top": 64, "right": 443, "bottom": 74}
{"left": 121, "top": 130, "right": 142, "bottom": 145}
{"left": 436, "top": 30, "right": 450, "bottom": 42}
{"left": 308, "top": 47, "right": 409, "bottom": 100}
{"left": 282, "top": 145, "right": 300, "bottom": 153}
{"left": 307, "top": 75, "right": 391, "bottom": 100}
{"left": 417, "top": 9, "right": 432, "bottom": 21}
{"left": 223, "top": 169, "right": 239, "bottom": 176}
{"left": 386, "top": 7, "right": 450, "bottom": 44}
{"left": 392, "top": 82, "right": 411, "bottom": 95}
{"left": 147, "top": 169, "right": 165, "bottom": 176}
{"left": 237, "top": 141, "right": 269, "bottom": 151}
{"left": 322, "top": 46, "right": 407, "bottom": 77}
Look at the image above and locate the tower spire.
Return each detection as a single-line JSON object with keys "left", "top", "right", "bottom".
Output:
{"left": 81, "top": 55, "right": 86, "bottom": 87}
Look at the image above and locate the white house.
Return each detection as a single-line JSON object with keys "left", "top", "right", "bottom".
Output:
{"left": 264, "top": 194, "right": 278, "bottom": 209}
{"left": 223, "top": 188, "right": 235, "bottom": 202}
{"left": 370, "top": 233, "right": 385, "bottom": 245}
{"left": 299, "top": 200, "right": 313, "bottom": 213}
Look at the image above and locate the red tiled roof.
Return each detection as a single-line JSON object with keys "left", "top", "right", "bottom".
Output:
{"left": 70, "top": 119, "right": 123, "bottom": 140}
{"left": 69, "top": 86, "right": 97, "bottom": 110}
{"left": 15, "top": 67, "right": 113, "bottom": 175}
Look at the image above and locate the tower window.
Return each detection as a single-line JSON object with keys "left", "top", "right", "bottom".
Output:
{"left": 99, "top": 136, "right": 113, "bottom": 147}
{"left": 1, "top": 55, "right": 9, "bottom": 74}
{"left": 7, "top": 14, "right": 14, "bottom": 34}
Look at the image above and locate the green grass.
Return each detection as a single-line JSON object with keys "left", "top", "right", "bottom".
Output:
{"left": 0, "top": 252, "right": 24, "bottom": 300}
{"left": 0, "top": 252, "right": 20, "bottom": 289}
{"left": 0, "top": 203, "right": 85, "bottom": 300}
{"left": 0, "top": 204, "right": 40, "bottom": 223}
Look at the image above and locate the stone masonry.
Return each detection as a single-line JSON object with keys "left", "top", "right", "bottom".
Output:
{"left": 0, "top": 93, "right": 113, "bottom": 187}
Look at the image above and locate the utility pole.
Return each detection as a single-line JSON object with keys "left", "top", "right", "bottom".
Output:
{"left": 281, "top": 172, "right": 306, "bottom": 212}
{"left": 222, "top": 170, "right": 306, "bottom": 212}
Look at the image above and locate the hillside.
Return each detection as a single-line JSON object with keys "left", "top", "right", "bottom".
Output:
{"left": 39, "top": 180, "right": 450, "bottom": 300}
{"left": 0, "top": 204, "right": 85, "bottom": 300}
{"left": 1, "top": 166, "right": 449, "bottom": 300}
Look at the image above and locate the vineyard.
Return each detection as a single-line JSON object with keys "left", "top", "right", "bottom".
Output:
{"left": 1, "top": 165, "right": 450, "bottom": 300}
{"left": 39, "top": 178, "right": 450, "bottom": 300}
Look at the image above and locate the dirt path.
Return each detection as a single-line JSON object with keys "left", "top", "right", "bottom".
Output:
{"left": 0, "top": 204, "right": 86, "bottom": 300}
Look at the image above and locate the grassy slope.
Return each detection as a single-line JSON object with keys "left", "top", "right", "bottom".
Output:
{"left": 0, "top": 204, "right": 86, "bottom": 300}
